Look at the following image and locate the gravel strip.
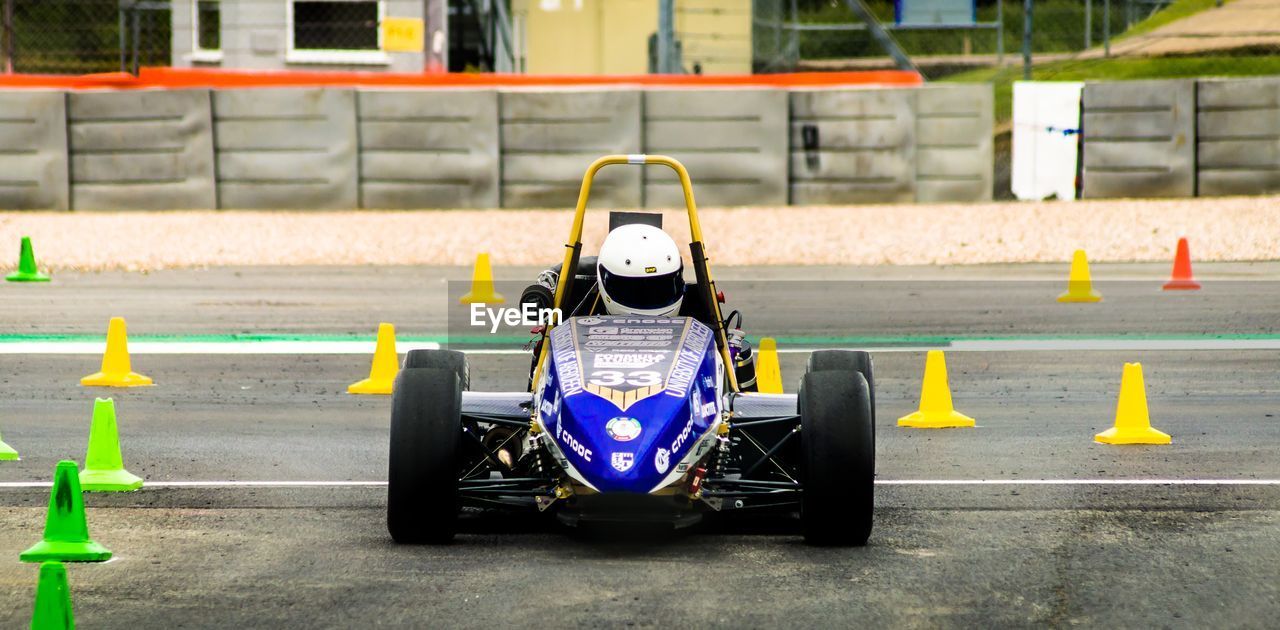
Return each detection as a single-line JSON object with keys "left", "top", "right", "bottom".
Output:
{"left": 1, "top": 196, "right": 1278, "bottom": 271}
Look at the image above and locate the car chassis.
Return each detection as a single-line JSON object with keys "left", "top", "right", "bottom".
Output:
{"left": 388, "top": 155, "right": 875, "bottom": 545}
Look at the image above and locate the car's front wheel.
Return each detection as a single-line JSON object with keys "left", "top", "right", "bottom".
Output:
{"left": 387, "top": 367, "right": 463, "bottom": 544}
{"left": 799, "top": 370, "right": 875, "bottom": 546}
{"left": 806, "top": 350, "right": 875, "bottom": 425}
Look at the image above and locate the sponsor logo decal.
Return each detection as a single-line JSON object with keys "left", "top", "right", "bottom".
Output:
{"left": 551, "top": 325, "right": 583, "bottom": 396}
{"left": 654, "top": 448, "right": 670, "bottom": 474}
{"left": 585, "top": 340, "right": 673, "bottom": 348}
{"left": 670, "top": 414, "right": 696, "bottom": 454}
{"left": 666, "top": 323, "right": 712, "bottom": 398}
{"left": 557, "top": 425, "right": 592, "bottom": 462}
{"left": 694, "top": 439, "right": 710, "bottom": 457}
{"left": 644, "top": 266, "right": 657, "bottom": 273}
{"left": 577, "top": 317, "right": 603, "bottom": 326}
{"left": 593, "top": 353, "right": 667, "bottom": 369}
{"left": 542, "top": 391, "right": 562, "bottom": 433}
{"left": 611, "top": 452, "right": 634, "bottom": 472}
{"left": 605, "top": 417, "right": 643, "bottom": 442}
{"left": 701, "top": 401, "right": 717, "bottom": 419}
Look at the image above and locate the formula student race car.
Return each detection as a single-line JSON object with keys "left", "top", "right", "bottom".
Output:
{"left": 387, "top": 155, "right": 875, "bottom": 546}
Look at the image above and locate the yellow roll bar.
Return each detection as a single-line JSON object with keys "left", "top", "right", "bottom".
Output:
{"left": 536, "top": 154, "right": 740, "bottom": 392}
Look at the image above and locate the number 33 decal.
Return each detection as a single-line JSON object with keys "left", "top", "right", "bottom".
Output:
{"left": 589, "top": 370, "right": 662, "bottom": 387}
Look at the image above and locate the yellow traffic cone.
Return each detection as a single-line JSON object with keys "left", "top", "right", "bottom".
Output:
{"left": 80, "top": 317, "right": 153, "bottom": 387}
{"left": 1095, "top": 363, "right": 1171, "bottom": 445}
{"left": 459, "top": 252, "right": 504, "bottom": 304}
{"left": 756, "top": 337, "right": 783, "bottom": 394}
{"left": 348, "top": 323, "right": 399, "bottom": 395}
{"left": 1057, "top": 249, "right": 1102, "bottom": 303}
{"left": 897, "top": 350, "right": 975, "bottom": 429}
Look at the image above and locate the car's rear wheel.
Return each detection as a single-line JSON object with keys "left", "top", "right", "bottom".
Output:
{"left": 387, "top": 367, "right": 463, "bottom": 544}
{"left": 403, "top": 349, "right": 470, "bottom": 390}
{"left": 806, "top": 350, "right": 875, "bottom": 424}
{"left": 799, "top": 370, "right": 875, "bottom": 546}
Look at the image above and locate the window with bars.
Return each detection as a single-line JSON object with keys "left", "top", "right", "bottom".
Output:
{"left": 193, "top": 0, "right": 220, "bottom": 58}
{"left": 292, "top": 1, "right": 380, "bottom": 51}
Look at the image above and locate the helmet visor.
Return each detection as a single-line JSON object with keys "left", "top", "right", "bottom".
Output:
{"left": 599, "top": 265, "right": 686, "bottom": 311}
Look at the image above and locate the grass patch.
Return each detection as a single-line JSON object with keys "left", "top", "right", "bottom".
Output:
{"left": 938, "top": 0, "right": 1261, "bottom": 125}
{"left": 777, "top": 0, "right": 1227, "bottom": 61}
{"left": 943, "top": 53, "right": 1280, "bottom": 125}
{"left": 777, "top": 0, "right": 1131, "bottom": 59}
{"left": 1117, "top": 0, "right": 1229, "bottom": 40}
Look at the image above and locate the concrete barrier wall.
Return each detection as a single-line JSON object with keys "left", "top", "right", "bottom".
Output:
{"left": 0, "top": 91, "right": 68, "bottom": 210}
{"left": 915, "top": 84, "right": 994, "bottom": 202}
{"left": 1081, "top": 79, "right": 1196, "bottom": 199}
{"left": 67, "top": 89, "right": 216, "bottom": 210}
{"left": 1, "top": 83, "right": 998, "bottom": 210}
{"left": 358, "top": 90, "right": 499, "bottom": 208}
{"left": 643, "top": 89, "right": 788, "bottom": 207}
{"left": 788, "top": 89, "right": 916, "bottom": 204}
{"left": 1197, "top": 78, "right": 1280, "bottom": 197}
{"left": 500, "top": 90, "right": 642, "bottom": 209}
{"left": 213, "top": 88, "right": 359, "bottom": 209}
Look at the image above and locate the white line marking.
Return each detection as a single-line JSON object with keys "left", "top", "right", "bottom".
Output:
{"left": 365, "top": 340, "right": 1280, "bottom": 355}
{"left": 944, "top": 339, "right": 1280, "bottom": 352}
{"left": 777, "top": 340, "right": 1280, "bottom": 353}
{"left": 875, "top": 479, "right": 1280, "bottom": 486}
{"left": 2, "top": 339, "right": 1279, "bottom": 355}
{"left": 0, "top": 481, "right": 389, "bottom": 488}
{"left": 1, "top": 479, "right": 1278, "bottom": 489}
{"left": 0, "top": 341, "right": 442, "bottom": 355}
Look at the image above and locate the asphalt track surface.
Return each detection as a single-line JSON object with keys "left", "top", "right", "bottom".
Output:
{"left": 2, "top": 264, "right": 1279, "bottom": 628}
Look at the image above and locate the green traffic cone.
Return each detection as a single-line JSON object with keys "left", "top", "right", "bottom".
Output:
{"left": 31, "top": 562, "right": 75, "bottom": 630}
{"left": 20, "top": 461, "right": 113, "bottom": 563}
{"left": 6, "top": 236, "right": 51, "bottom": 282}
{"left": 79, "top": 399, "right": 143, "bottom": 492}
{"left": 0, "top": 427, "right": 19, "bottom": 461}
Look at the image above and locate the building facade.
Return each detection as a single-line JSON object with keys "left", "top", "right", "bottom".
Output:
{"left": 170, "top": 0, "right": 749, "bottom": 74}
{"left": 510, "top": 0, "right": 751, "bottom": 75}
{"left": 171, "top": 0, "right": 426, "bottom": 72}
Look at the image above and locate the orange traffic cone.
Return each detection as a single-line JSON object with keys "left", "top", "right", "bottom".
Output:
{"left": 1162, "top": 237, "right": 1201, "bottom": 291}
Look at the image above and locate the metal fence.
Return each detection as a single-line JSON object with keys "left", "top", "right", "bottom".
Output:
{"left": 752, "top": 0, "right": 1280, "bottom": 79}
{"left": 4, "top": 0, "right": 1279, "bottom": 79}
{"left": 754, "top": 0, "right": 1151, "bottom": 72}
{"left": 0, "top": 0, "right": 393, "bottom": 75}
{"left": 0, "top": 0, "right": 170, "bottom": 74}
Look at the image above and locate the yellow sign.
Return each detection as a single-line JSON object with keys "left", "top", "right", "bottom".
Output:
{"left": 382, "top": 17, "right": 424, "bottom": 53}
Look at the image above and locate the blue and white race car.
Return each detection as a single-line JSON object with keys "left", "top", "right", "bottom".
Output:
{"left": 387, "top": 155, "right": 875, "bottom": 546}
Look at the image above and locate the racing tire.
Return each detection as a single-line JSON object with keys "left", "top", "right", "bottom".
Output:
{"left": 806, "top": 350, "right": 875, "bottom": 424}
{"left": 799, "top": 370, "right": 875, "bottom": 547}
{"left": 403, "top": 349, "right": 470, "bottom": 390}
{"left": 387, "top": 367, "right": 463, "bottom": 544}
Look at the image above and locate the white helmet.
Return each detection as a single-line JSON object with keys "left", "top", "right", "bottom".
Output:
{"left": 596, "top": 224, "right": 685, "bottom": 316}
